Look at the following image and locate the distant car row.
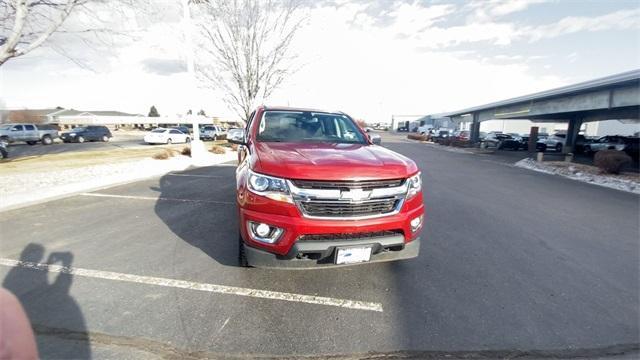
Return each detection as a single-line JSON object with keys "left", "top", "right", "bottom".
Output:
{"left": 480, "top": 131, "right": 639, "bottom": 158}
{"left": 0, "top": 122, "right": 243, "bottom": 148}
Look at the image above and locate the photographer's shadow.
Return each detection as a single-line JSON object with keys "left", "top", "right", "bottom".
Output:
{"left": 3, "top": 243, "right": 90, "bottom": 359}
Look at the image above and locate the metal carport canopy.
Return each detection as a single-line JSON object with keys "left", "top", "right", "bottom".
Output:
{"left": 444, "top": 69, "right": 640, "bottom": 123}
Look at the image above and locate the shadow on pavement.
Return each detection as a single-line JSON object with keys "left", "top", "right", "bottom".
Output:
{"left": 153, "top": 166, "right": 240, "bottom": 267}
{"left": 2, "top": 243, "right": 90, "bottom": 359}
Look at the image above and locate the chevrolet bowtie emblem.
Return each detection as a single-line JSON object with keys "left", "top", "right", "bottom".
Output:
{"left": 340, "top": 188, "right": 371, "bottom": 201}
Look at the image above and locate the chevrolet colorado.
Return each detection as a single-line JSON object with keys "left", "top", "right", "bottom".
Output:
{"left": 229, "top": 106, "right": 424, "bottom": 268}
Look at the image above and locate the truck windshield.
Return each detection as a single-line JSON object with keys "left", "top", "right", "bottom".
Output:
{"left": 256, "top": 111, "right": 367, "bottom": 144}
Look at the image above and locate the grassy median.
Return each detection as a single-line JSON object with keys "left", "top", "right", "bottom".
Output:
{"left": 0, "top": 141, "right": 229, "bottom": 175}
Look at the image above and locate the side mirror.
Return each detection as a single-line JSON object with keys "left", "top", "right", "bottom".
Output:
{"left": 369, "top": 134, "right": 382, "bottom": 145}
{"left": 228, "top": 132, "right": 245, "bottom": 145}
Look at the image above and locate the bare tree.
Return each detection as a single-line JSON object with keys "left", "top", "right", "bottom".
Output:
{"left": 0, "top": 0, "right": 87, "bottom": 66}
{"left": 195, "top": 0, "right": 304, "bottom": 121}
{"left": 0, "top": 0, "right": 144, "bottom": 68}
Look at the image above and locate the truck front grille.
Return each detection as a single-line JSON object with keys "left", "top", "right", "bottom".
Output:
{"left": 298, "top": 230, "right": 403, "bottom": 242}
{"left": 299, "top": 198, "right": 399, "bottom": 218}
{"left": 291, "top": 179, "right": 404, "bottom": 190}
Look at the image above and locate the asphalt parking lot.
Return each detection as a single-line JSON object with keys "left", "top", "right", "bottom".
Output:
{"left": 1, "top": 132, "right": 638, "bottom": 359}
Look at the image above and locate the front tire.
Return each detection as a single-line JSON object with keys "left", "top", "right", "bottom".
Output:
{"left": 0, "top": 147, "right": 7, "bottom": 159}
{"left": 238, "top": 233, "right": 249, "bottom": 267}
{"left": 102, "top": 135, "right": 109, "bottom": 142}
{"left": 42, "top": 135, "right": 53, "bottom": 145}
{"left": 185, "top": 137, "right": 191, "bottom": 144}
{"left": 77, "top": 136, "right": 85, "bottom": 143}
{"left": 166, "top": 138, "right": 172, "bottom": 145}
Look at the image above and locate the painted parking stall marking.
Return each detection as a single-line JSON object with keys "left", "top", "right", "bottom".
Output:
{"left": 166, "top": 173, "right": 226, "bottom": 178}
{"left": 79, "top": 192, "right": 234, "bottom": 205}
{"left": 0, "top": 258, "right": 383, "bottom": 312}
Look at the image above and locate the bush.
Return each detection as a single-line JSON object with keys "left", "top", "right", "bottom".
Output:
{"left": 152, "top": 149, "right": 176, "bottom": 160}
{"left": 407, "top": 134, "right": 428, "bottom": 141}
{"left": 451, "top": 139, "right": 471, "bottom": 147}
{"left": 210, "top": 145, "right": 226, "bottom": 154}
{"left": 181, "top": 147, "right": 191, "bottom": 156}
{"left": 594, "top": 150, "right": 632, "bottom": 174}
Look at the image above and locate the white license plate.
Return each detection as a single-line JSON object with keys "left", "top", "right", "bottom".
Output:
{"left": 335, "top": 246, "right": 372, "bottom": 265}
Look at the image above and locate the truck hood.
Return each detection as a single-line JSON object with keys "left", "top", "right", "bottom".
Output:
{"left": 252, "top": 142, "right": 418, "bottom": 181}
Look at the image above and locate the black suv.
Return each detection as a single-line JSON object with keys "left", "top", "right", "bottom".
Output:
{"left": 61, "top": 126, "right": 112, "bottom": 143}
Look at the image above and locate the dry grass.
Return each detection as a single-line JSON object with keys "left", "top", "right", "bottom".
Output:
{"left": 0, "top": 145, "right": 187, "bottom": 176}
{"left": 152, "top": 149, "right": 178, "bottom": 160}
{"left": 407, "top": 134, "right": 428, "bottom": 141}
{"left": 181, "top": 146, "right": 191, "bottom": 156}
{"left": 210, "top": 145, "right": 226, "bottom": 154}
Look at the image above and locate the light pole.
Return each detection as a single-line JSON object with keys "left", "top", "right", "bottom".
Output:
{"left": 182, "top": 0, "right": 207, "bottom": 163}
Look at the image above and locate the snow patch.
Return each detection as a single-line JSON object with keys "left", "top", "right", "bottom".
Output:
{"left": 515, "top": 158, "right": 640, "bottom": 194}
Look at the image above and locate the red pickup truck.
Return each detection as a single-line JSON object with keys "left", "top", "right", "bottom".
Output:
{"left": 229, "top": 106, "right": 424, "bottom": 268}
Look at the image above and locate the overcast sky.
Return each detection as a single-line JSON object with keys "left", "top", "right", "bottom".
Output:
{"left": 1, "top": 0, "right": 639, "bottom": 122}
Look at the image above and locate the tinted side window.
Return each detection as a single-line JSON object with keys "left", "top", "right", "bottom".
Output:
{"left": 24, "top": 125, "right": 35, "bottom": 130}
{"left": 170, "top": 130, "right": 181, "bottom": 134}
{"left": 12, "top": 125, "right": 24, "bottom": 131}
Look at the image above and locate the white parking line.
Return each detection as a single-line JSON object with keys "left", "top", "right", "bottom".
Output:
{"left": 0, "top": 258, "right": 383, "bottom": 312}
{"left": 79, "top": 193, "right": 234, "bottom": 205}
{"left": 167, "top": 173, "right": 225, "bottom": 178}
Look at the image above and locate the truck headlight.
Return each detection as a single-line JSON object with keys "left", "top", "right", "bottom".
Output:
{"left": 406, "top": 172, "right": 422, "bottom": 199}
{"left": 247, "top": 170, "right": 292, "bottom": 203}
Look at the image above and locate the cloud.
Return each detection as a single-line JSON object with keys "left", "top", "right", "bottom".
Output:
{"left": 141, "top": 58, "right": 187, "bottom": 76}
{"left": 525, "top": 8, "right": 640, "bottom": 42}
{"left": 470, "top": 0, "right": 547, "bottom": 19}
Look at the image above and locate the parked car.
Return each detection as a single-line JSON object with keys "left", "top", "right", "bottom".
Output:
{"left": 0, "top": 139, "right": 7, "bottom": 159}
{"left": 622, "top": 137, "right": 639, "bottom": 161}
{"left": 228, "top": 106, "right": 423, "bottom": 268}
{"left": 227, "top": 128, "right": 244, "bottom": 142}
{"left": 200, "top": 125, "right": 227, "bottom": 141}
{"left": 454, "top": 130, "right": 471, "bottom": 141}
{"left": 432, "top": 130, "right": 451, "bottom": 143}
{"left": 60, "top": 126, "right": 112, "bottom": 143}
{"left": 171, "top": 126, "right": 191, "bottom": 135}
{"left": 540, "top": 133, "right": 566, "bottom": 152}
{"left": 584, "top": 135, "right": 627, "bottom": 154}
{"left": 417, "top": 125, "right": 432, "bottom": 135}
{"left": 481, "top": 132, "right": 513, "bottom": 149}
{"left": 518, "top": 135, "right": 548, "bottom": 152}
{"left": 0, "top": 123, "right": 58, "bottom": 145}
{"left": 144, "top": 128, "right": 191, "bottom": 144}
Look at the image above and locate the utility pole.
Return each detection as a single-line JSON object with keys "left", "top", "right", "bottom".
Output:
{"left": 182, "top": 0, "right": 207, "bottom": 163}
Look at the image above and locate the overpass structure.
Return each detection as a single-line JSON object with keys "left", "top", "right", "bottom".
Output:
{"left": 445, "top": 70, "right": 640, "bottom": 153}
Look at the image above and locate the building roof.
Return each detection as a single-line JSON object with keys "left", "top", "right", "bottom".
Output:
{"left": 445, "top": 69, "right": 640, "bottom": 117}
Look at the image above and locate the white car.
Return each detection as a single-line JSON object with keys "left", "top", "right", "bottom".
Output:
{"left": 144, "top": 128, "right": 191, "bottom": 144}
{"left": 201, "top": 125, "right": 227, "bottom": 141}
{"left": 417, "top": 125, "right": 433, "bottom": 135}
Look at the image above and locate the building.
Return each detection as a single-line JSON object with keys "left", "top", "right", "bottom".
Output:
{"left": 2, "top": 107, "right": 244, "bottom": 129}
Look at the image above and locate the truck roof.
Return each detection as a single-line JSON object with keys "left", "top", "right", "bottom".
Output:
{"left": 261, "top": 105, "right": 343, "bottom": 114}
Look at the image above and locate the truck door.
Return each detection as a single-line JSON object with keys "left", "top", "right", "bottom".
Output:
{"left": 10, "top": 125, "right": 25, "bottom": 142}
{"left": 23, "top": 124, "right": 37, "bottom": 141}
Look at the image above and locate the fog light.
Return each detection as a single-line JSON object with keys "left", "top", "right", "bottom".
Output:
{"left": 255, "top": 223, "right": 270, "bottom": 237}
{"left": 410, "top": 215, "right": 423, "bottom": 232}
{"left": 247, "top": 221, "right": 284, "bottom": 244}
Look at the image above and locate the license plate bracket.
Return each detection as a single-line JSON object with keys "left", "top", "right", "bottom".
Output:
{"left": 335, "top": 245, "right": 373, "bottom": 265}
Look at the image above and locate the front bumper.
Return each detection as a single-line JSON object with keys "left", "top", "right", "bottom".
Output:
{"left": 245, "top": 236, "right": 420, "bottom": 269}
{"left": 238, "top": 190, "right": 424, "bottom": 267}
